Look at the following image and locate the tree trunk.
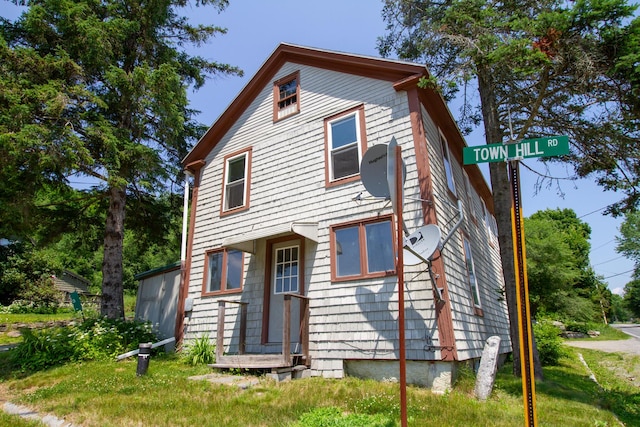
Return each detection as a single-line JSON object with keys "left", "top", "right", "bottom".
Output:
{"left": 477, "top": 66, "right": 543, "bottom": 379}
{"left": 101, "top": 185, "right": 126, "bottom": 319}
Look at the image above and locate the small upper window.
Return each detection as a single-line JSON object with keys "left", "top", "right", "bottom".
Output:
{"left": 203, "top": 248, "right": 244, "bottom": 295}
{"left": 325, "top": 105, "right": 367, "bottom": 186}
{"left": 221, "top": 148, "right": 251, "bottom": 214}
{"left": 440, "top": 131, "right": 456, "bottom": 196}
{"left": 462, "top": 237, "right": 481, "bottom": 308}
{"left": 273, "top": 71, "right": 300, "bottom": 121}
{"left": 331, "top": 216, "right": 395, "bottom": 281}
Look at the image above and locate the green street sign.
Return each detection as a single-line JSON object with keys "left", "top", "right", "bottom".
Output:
{"left": 463, "top": 135, "right": 569, "bottom": 165}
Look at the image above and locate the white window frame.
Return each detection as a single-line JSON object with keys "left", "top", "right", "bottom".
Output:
{"left": 325, "top": 106, "right": 366, "bottom": 185}
{"left": 221, "top": 149, "right": 251, "bottom": 213}
{"left": 273, "top": 245, "right": 300, "bottom": 295}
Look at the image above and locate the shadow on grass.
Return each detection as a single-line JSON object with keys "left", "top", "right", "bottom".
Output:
{"left": 497, "top": 357, "right": 640, "bottom": 427}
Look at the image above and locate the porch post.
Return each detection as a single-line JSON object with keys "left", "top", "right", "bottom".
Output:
{"left": 216, "top": 301, "right": 225, "bottom": 361}
{"left": 283, "top": 295, "right": 291, "bottom": 364}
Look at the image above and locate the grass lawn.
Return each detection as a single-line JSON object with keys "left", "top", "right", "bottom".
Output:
{"left": 0, "top": 346, "right": 637, "bottom": 427}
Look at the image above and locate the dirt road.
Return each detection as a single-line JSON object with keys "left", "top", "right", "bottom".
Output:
{"left": 564, "top": 324, "right": 640, "bottom": 355}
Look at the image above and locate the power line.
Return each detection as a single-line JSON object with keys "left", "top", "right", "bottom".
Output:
{"left": 601, "top": 268, "right": 635, "bottom": 280}
{"left": 578, "top": 206, "right": 608, "bottom": 218}
{"left": 590, "top": 239, "right": 616, "bottom": 252}
{"left": 592, "top": 255, "right": 625, "bottom": 266}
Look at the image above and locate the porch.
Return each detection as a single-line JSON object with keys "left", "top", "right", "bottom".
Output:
{"left": 210, "top": 294, "right": 310, "bottom": 370}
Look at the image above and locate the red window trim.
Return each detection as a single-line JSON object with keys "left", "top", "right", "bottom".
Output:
{"left": 273, "top": 71, "right": 300, "bottom": 122}
{"left": 329, "top": 214, "right": 396, "bottom": 282}
{"left": 201, "top": 248, "right": 244, "bottom": 297}
{"left": 324, "top": 104, "right": 368, "bottom": 188}
{"left": 220, "top": 147, "right": 252, "bottom": 217}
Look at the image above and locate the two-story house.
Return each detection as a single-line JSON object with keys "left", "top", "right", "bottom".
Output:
{"left": 175, "top": 43, "right": 510, "bottom": 391}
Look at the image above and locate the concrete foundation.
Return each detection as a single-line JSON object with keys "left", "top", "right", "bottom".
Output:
{"left": 344, "top": 359, "right": 458, "bottom": 394}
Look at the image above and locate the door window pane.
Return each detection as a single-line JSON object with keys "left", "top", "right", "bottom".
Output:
{"left": 274, "top": 246, "right": 299, "bottom": 294}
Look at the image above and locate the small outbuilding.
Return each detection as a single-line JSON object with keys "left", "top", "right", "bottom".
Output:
{"left": 51, "top": 270, "right": 91, "bottom": 302}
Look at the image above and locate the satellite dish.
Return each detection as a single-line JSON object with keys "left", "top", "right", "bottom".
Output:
{"left": 360, "top": 144, "right": 390, "bottom": 197}
{"left": 403, "top": 224, "right": 442, "bottom": 265}
{"left": 360, "top": 142, "right": 406, "bottom": 198}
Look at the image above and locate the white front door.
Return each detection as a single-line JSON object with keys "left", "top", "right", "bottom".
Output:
{"left": 268, "top": 240, "right": 301, "bottom": 348}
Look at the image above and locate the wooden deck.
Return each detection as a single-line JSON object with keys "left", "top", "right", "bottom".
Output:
{"left": 210, "top": 294, "right": 310, "bottom": 370}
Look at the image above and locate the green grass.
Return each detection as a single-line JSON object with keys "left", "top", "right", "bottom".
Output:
{"left": 0, "top": 348, "right": 635, "bottom": 427}
{"left": 0, "top": 312, "right": 78, "bottom": 325}
{"left": 0, "top": 312, "right": 80, "bottom": 347}
{"left": 588, "top": 325, "right": 631, "bottom": 341}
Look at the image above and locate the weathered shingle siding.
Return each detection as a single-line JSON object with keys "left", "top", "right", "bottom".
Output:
{"left": 185, "top": 59, "right": 509, "bottom": 374}
{"left": 418, "top": 106, "right": 510, "bottom": 359}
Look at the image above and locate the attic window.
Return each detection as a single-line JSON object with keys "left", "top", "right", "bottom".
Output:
{"left": 273, "top": 71, "right": 300, "bottom": 121}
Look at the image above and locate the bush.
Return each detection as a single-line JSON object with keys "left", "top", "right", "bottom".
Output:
{"left": 181, "top": 334, "right": 216, "bottom": 366}
{"left": 533, "top": 321, "right": 567, "bottom": 366}
{"left": 11, "top": 316, "right": 157, "bottom": 372}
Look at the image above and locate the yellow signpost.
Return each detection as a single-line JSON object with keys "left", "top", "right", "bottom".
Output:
{"left": 464, "top": 136, "right": 570, "bottom": 426}
{"left": 509, "top": 161, "right": 538, "bottom": 427}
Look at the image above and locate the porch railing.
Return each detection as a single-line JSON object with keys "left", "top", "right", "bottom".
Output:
{"left": 214, "top": 293, "right": 310, "bottom": 368}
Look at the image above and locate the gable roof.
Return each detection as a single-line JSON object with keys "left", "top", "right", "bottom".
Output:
{"left": 183, "top": 43, "right": 493, "bottom": 211}
{"left": 52, "top": 270, "right": 91, "bottom": 295}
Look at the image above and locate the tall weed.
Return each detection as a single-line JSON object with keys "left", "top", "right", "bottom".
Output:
{"left": 11, "top": 316, "right": 157, "bottom": 372}
{"left": 181, "top": 334, "right": 216, "bottom": 365}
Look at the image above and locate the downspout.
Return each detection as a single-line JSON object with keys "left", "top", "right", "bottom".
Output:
{"left": 175, "top": 160, "right": 205, "bottom": 347}
{"left": 181, "top": 171, "right": 192, "bottom": 262}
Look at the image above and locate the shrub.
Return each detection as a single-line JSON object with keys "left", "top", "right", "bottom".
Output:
{"left": 11, "top": 316, "right": 157, "bottom": 372}
{"left": 181, "top": 334, "right": 216, "bottom": 366}
{"left": 533, "top": 321, "right": 567, "bottom": 366}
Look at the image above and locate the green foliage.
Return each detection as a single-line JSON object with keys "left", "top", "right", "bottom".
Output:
{"left": 533, "top": 321, "right": 567, "bottom": 366}
{"left": 181, "top": 334, "right": 216, "bottom": 366}
{"left": 623, "top": 279, "right": 640, "bottom": 318}
{"left": 610, "top": 293, "right": 633, "bottom": 322}
{"left": 524, "top": 209, "right": 606, "bottom": 321}
{"left": 0, "top": 0, "right": 242, "bottom": 319}
{"left": 10, "top": 316, "right": 157, "bottom": 372}
{"left": 0, "top": 241, "right": 62, "bottom": 310}
{"left": 292, "top": 406, "right": 394, "bottom": 427}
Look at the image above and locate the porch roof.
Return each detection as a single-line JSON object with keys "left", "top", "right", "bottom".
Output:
{"left": 221, "top": 222, "right": 319, "bottom": 253}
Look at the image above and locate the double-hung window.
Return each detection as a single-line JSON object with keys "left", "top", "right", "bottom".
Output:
{"left": 440, "top": 131, "right": 456, "bottom": 196}
{"left": 325, "top": 105, "right": 366, "bottom": 186}
{"left": 331, "top": 216, "right": 395, "bottom": 280}
{"left": 273, "top": 71, "right": 300, "bottom": 121}
{"left": 462, "top": 237, "right": 482, "bottom": 310}
{"left": 221, "top": 148, "right": 251, "bottom": 214}
{"left": 203, "top": 248, "right": 244, "bottom": 295}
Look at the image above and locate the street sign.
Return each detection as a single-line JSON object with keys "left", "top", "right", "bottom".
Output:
{"left": 463, "top": 135, "right": 569, "bottom": 165}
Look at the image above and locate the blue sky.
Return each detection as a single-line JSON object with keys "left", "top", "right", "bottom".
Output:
{"left": 2, "top": 0, "right": 634, "bottom": 294}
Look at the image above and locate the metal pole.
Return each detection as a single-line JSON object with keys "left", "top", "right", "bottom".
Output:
{"left": 396, "top": 145, "right": 407, "bottom": 427}
{"left": 509, "top": 160, "right": 538, "bottom": 427}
